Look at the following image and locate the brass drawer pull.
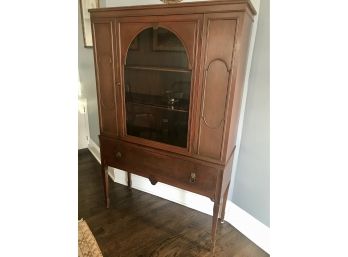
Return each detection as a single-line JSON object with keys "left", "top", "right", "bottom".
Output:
{"left": 115, "top": 152, "right": 122, "bottom": 158}
{"left": 189, "top": 172, "right": 196, "bottom": 183}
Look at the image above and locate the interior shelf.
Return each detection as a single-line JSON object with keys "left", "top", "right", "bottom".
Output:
{"left": 126, "top": 92, "right": 189, "bottom": 113}
{"left": 125, "top": 65, "right": 191, "bottom": 73}
{"left": 127, "top": 101, "right": 188, "bottom": 113}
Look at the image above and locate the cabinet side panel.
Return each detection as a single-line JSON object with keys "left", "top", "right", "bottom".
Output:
{"left": 197, "top": 18, "right": 237, "bottom": 160}
{"left": 93, "top": 22, "right": 118, "bottom": 136}
{"left": 226, "top": 15, "right": 253, "bottom": 159}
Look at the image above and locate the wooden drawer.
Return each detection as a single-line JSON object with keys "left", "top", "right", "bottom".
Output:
{"left": 100, "top": 137, "right": 219, "bottom": 198}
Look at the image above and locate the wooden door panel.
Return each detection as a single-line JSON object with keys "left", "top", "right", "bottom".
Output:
{"left": 204, "top": 19, "right": 237, "bottom": 70}
{"left": 93, "top": 21, "right": 117, "bottom": 136}
{"left": 197, "top": 15, "right": 237, "bottom": 160}
{"left": 199, "top": 60, "right": 230, "bottom": 159}
{"left": 98, "top": 55, "right": 114, "bottom": 108}
{"left": 202, "top": 60, "right": 229, "bottom": 128}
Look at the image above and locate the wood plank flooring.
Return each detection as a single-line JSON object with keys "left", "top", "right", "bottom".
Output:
{"left": 78, "top": 149, "right": 269, "bottom": 257}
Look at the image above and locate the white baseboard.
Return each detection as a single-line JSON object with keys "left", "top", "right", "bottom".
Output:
{"left": 87, "top": 139, "right": 116, "bottom": 181}
{"left": 224, "top": 201, "right": 269, "bottom": 253}
{"left": 86, "top": 139, "right": 269, "bottom": 253}
{"left": 87, "top": 139, "right": 100, "bottom": 163}
{"left": 78, "top": 98, "right": 90, "bottom": 150}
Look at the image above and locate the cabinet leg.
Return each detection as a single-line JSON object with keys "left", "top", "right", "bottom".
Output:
{"left": 219, "top": 182, "right": 230, "bottom": 223}
{"left": 127, "top": 172, "right": 132, "bottom": 190}
{"left": 101, "top": 162, "right": 110, "bottom": 208}
{"left": 211, "top": 201, "right": 220, "bottom": 250}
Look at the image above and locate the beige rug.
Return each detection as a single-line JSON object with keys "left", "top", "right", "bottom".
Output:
{"left": 78, "top": 219, "right": 103, "bottom": 257}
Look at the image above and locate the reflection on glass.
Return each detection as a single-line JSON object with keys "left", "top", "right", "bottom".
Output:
{"left": 124, "top": 27, "right": 191, "bottom": 148}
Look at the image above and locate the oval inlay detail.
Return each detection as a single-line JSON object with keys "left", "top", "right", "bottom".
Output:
{"left": 201, "top": 59, "right": 229, "bottom": 129}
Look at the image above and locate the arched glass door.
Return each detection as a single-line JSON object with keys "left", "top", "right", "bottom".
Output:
{"left": 124, "top": 27, "right": 191, "bottom": 148}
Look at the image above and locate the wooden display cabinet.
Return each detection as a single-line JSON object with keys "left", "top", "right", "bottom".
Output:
{"left": 90, "top": 0, "right": 256, "bottom": 249}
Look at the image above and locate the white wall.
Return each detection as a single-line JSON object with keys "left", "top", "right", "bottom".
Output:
{"left": 78, "top": 0, "right": 106, "bottom": 145}
{"left": 230, "top": 0, "right": 270, "bottom": 227}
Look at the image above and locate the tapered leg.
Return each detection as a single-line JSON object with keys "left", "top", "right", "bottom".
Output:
{"left": 127, "top": 172, "right": 132, "bottom": 190}
{"left": 211, "top": 201, "right": 220, "bottom": 250}
{"left": 101, "top": 161, "right": 110, "bottom": 208}
{"left": 219, "top": 182, "right": 230, "bottom": 223}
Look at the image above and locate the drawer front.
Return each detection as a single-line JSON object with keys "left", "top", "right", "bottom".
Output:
{"left": 100, "top": 137, "right": 218, "bottom": 198}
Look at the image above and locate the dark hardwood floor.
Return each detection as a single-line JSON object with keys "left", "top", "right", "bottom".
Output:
{"left": 78, "top": 149, "right": 269, "bottom": 257}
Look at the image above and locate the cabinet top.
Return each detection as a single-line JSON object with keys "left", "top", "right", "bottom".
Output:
{"left": 89, "top": 0, "right": 256, "bottom": 17}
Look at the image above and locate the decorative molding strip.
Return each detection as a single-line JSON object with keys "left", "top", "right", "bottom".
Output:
{"left": 86, "top": 139, "right": 269, "bottom": 253}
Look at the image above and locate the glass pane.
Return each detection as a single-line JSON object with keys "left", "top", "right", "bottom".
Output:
{"left": 124, "top": 27, "right": 191, "bottom": 148}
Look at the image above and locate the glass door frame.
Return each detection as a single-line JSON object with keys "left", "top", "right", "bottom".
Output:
{"left": 115, "top": 15, "right": 203, "bottom": 156}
